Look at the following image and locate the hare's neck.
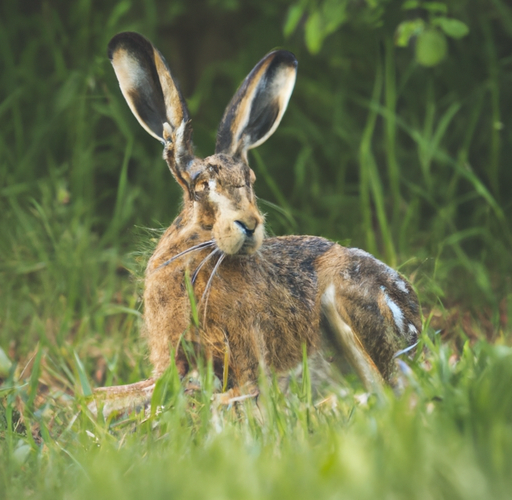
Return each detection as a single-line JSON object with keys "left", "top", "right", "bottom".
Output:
{"left": 147, "top": 204, "right": 214, "bottom": 271}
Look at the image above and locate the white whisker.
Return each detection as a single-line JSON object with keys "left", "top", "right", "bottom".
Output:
{"left": 201, "top": 253, "right": 226, "bottom": 327}
{"left": 155, "top": 240, "right": 214, "bottom": 271}
{"left": 192, "top": 248, "right": 220, "bottom": 284}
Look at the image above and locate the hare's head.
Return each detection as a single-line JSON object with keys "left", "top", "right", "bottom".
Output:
{"left": 108, "top": 32, "right": 297, "bottom": 255}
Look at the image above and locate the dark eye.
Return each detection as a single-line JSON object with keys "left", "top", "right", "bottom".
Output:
{"left": 195, "top": 181, "right": 209, "bottom": 193}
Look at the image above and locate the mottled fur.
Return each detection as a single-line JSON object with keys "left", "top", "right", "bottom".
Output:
{"left": 106, "top": 32, "right": 421, "bottom": 402}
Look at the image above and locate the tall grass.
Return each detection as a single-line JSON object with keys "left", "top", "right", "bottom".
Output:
{"left": 2, "top": 338, "right": 512, "bottom": 499}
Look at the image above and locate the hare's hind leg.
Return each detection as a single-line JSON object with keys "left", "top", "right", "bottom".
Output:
{"left": 88, "top": 379, "right": 156, "bottom": 418}
{"left": 321, "top": 284, "right": 384, "bottom": 392}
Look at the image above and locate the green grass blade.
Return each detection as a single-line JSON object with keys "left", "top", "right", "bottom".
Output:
{"left": 74, "top": 350, "right": 93, "bottom": 397}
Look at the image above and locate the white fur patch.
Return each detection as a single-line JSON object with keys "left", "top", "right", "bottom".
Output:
{"left": 322, "top": 283, "right": 336, "bottom": 306}
{"left": 382, "top": 261, "right": 408, "bottom": 294}
{"left": 174, "top": 120, "right": 187, "bottom": 153}
{"left": 393, "top": 275, "right": 408, "bottom": 294}
{"left": 350, "top": 248, "right": 408, "bottom": 294}
{"left": 208, "top": 180, "right": 225, "bottom": 206}
{"left": 163, "top": 122, "right": 173, "bottom": 142}
{"left": 381, "top": 286, "right": 404, "bottom": 333}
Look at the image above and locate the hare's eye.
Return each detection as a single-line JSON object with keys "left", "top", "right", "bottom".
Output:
{"left": 195, "top": 181, "right": 209, "bottom": 193}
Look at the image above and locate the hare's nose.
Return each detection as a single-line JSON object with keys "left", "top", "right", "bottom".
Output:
{"left": 235, "top": 220, "right": 257, "bottom": 237}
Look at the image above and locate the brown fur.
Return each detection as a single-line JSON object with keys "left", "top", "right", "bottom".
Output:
{"left": 105, "top": 32, "right": 421, "bottom": 403}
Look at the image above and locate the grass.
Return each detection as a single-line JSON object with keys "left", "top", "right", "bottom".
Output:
{"left": 2, "top": 337, "right": 512, "bottom": 499}
{"left": 1, "top": 0, "right": 512, "bottom": 498}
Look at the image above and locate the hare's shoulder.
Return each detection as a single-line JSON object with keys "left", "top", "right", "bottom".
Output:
{"left": 260, "top": 235, "right": 336, "bottom": 261}
{"left": 255, "top": 235, "right": 342, "bottom": 280}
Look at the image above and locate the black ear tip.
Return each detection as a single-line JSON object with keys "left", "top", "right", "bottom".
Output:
{"left": 271, "top": 50, "right": 298, "bottom": 69}
{"left": 107, "top": 32, "right": 153, "bottom": 61}
{"left": 107, "top": 36, "right": 119, "bottom": 61}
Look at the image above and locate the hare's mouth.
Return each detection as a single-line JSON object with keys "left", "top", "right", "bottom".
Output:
{"left": 215, "top": 234, "right": 260, "bottom": 256}
{"left": 237, "top": 239, "right": 260, "bottom": 255}
{"left": 212, "top": 218, "right": 263, "bottom": 255}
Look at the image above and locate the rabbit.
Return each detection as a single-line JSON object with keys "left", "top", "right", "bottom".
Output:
{"left": 93, "top": 31, "right": 420, "bottom": 414}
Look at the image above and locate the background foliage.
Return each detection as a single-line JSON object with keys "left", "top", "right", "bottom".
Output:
{"left": 1, "top": 0, "right": 511, "bottom": 498}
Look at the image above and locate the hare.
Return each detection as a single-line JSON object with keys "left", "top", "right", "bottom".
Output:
{"left": 93, "top": 32, "right": 420, "bottom": 414}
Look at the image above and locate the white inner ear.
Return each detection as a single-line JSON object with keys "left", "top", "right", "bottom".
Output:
{"left": 247, "top": 65, "right": 297, "bottom": 151}
{"left": 174, "top": 121, "right": 188, "bottom": 157}
{"left": 163, "top": 122, "right": 173, "bottom": 142}
{"left": 112, "top": 50, "right": 165, "bottom": 142}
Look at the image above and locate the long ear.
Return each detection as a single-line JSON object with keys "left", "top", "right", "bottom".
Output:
{"left": 108, "top": 32, "right": 193, "bottom": 192}
{"left": 215, "top": 50, "right": 297, "bottom": 161}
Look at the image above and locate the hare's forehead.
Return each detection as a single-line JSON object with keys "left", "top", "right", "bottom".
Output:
{"left": 202, "top": 154, "right": 250, "bottom": 184}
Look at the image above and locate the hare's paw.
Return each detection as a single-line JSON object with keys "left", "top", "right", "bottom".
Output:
{"left": 211, "top": 386, "right": 259, "bottom": 407}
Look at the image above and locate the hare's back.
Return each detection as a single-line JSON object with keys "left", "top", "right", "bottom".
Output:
{"left": 259, "top": 235, "right": 335, "bottom": 279}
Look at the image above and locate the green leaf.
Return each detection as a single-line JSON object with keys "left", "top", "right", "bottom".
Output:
{"left": 302, "top": 1, "right": 347, "bottom": 55}
{"left": 150, "top": 361, "right": 180, "bottom": 417}
{"left": 322, "top": 0, "right": 348, "bottom": 33}
{"left": 415, "top": 29, "right": 447, "bottom": 67}
{"left": 150, "top": 374, "right": 168, "bottom": 417}
{"left": 284, "top": 4, "right": 304, "bottom": 38}
{"left": 395, "top": 19, "right": 425, "bottom": 47}
{"left": 74, "top": 350, "right": 93, "bottom": 397}
{"left": 402, "top": 0, "right": 420, "bottom": 10}
{"left": 305, "top": 11, "right": 324, "bottom": 54}
{"left": 432, "top": 17, "right": 469, "bottom": 39}
{"left": 26, "top": 347, "right": 43, "bottom": 410}
{"left": 0, "top": 384, "right": 27, "bottom": 398}
{"left": 422, "top": 2, "right": 448, "bottom": 14}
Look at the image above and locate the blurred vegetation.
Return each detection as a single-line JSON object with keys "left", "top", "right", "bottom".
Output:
{"left": 1, "top": 0, "right": 512, "bottom": 497}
